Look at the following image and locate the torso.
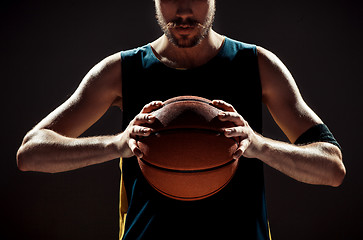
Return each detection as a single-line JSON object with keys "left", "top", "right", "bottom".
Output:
{"left": 119, "top": 37, "right": 270, "bottom": 240}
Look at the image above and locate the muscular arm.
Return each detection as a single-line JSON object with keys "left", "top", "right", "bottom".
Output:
{"left": 257, "top": 46, "right": 345, "bottom": 186}
{"left": 16, "top": 53, "right": 125, "bottom": 173}
{"left": 214, "top": 46, "right": 346, "bottom": 187}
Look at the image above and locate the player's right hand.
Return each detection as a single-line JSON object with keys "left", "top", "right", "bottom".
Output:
{"left": 118, "top": 101, "right": 163, "bottom": 158}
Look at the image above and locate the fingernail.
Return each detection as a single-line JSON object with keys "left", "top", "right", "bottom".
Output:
{"left": 233, "top": 149, "right": 242, "bottom": 159}
{"left": 147, "top": 115, "right": 154, "bottom": 122}
{"left": 134, "top": 149, "right": 143, "bottom": 158}
{"left": 143, "top": 128, "right": 151, "bottom": 134}
{"left": 224, "top": 129, "right": 232, "bottom": 137}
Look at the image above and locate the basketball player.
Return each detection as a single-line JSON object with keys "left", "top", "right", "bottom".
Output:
{"left": 17, "top": 0, "right": 345, "bottom": 239}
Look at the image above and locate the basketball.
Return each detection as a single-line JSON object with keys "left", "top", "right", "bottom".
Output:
{"left": 137, "top": 96, "right": 239, "bottom": 201}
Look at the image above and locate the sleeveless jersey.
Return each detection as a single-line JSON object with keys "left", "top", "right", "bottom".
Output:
{"left": 119, "top": 37, "right": 271, "bottom": 240}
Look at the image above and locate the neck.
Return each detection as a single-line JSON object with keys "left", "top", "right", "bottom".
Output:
{"left": 150, "top": 29, "right": 225, "bottom": 69}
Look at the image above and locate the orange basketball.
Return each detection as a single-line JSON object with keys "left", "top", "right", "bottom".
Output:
{"left": 137, "top": 96, "right": 239, "bottom": 201}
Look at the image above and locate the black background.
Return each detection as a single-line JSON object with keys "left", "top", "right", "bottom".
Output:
{"left": 1, "top": 0, "right": 362, "bottom": 239}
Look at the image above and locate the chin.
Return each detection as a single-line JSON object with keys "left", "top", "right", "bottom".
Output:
{"left": 171, "top": 34, "right": 205, "bottom": 48}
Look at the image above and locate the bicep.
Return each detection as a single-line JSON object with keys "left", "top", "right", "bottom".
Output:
{"left": 33, "top": 53, "right": 122, "bottom": 138}
{"left": 257, "top": 46, "right": 322, "bottom": 142}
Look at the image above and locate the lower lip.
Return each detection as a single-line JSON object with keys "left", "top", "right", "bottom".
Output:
{"left": 174, "top": 26, "right": 195, "bottom": 35}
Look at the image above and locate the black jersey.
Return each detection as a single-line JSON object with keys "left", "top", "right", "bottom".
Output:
{"left": 119, "top": 37, "right": 271, "bottom": 240}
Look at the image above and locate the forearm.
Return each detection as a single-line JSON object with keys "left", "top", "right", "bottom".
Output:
{"left": 17, "top": 129, "right": 123, "bottom": 173}
{"left": 251, "top": 134, "right": 345, "bottom": 187}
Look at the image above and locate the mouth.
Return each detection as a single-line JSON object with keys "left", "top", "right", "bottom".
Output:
{"left": 176, "top": 24, "right": 194, "bottom": 28}
{"left": 167, "top": 22, "right": 196, "bottom": 35}
{"left": 175, "top": 24, "right": 195, "bottom": 30}
{"left": 167, "top": 22, "right": 196, "bottom": 28}
{"left": 174, "top": 26, "right": 196, "bottom": 36}
{"left": 167, "top": 17, "right": 203, "bottom": 29}
{"left": 168, "top": 21, "right": 206, "bottom": 37}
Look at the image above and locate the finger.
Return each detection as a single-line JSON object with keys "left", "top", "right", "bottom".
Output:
{"left": 141, "top": 101, "right": 164, "bottom": 113}
{"left": 212, "top": 100, "right": 235, "bottom": 112}
{"left": 232, "top": 148, "right": 243, "bottom": 160}
{"left": 128, "top": 138, "right": 143, "bottom": 158}
{"left": 233, "top": 139, "right": 251, "bottom": 159}
{"left": 134, "top": 113, "right": 156, "bottom": 125}
{"left": 219, "top": 111, "right": 246, "bottom": 126}
{"left": 224, "top": 126, "right": 248, "bottom": 138}
{"left": 130, "top": 126, "right": 153, "bottom": 137}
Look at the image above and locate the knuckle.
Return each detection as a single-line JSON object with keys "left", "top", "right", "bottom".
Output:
{"left": 146, "top": 102, "right": 155, "bottom": 108}
{"left": 222, "top": 111, "right": 231, "bottom": 117}
{"left": 135, "top": 115, "right": 143, "bottom": 121}
{"left": 131, "top": 126, "right": 139, "bottom": 134}
{"left": 135, "top": 114, "right": 153, "bottom": 124}
{"left": 141, "top": 101, "right": 163, "bottom": 113}
{"left": 128, "top": 138, "right": 136, "bottom": 149}
{"left": 151, "top": 101, "right": 163, "bottom": 107}
{"left": 130, "top": 126, "right": 150, "bottom": 136}
{"left": 138, "top": 127, "right": 146, "bottom": 133}
{"left": 224, "top": 111, "right": 236, "bottom": 118}
{"left": 141, "top": 114, "right": 148, "bottom": 121}
{"left": 142, "top": 128, "right": 151, "bottom": 135}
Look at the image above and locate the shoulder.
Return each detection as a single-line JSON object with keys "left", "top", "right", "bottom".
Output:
{"left": 256, "top": 46, "right": 285, "bottom": 73}
{"left": 219, "top": 37, "right": 258, "bottom": 67}
{"left": 77, "top": 52, "right": 122, "bottom": 106}
{"left": 256, "top": 46, "right": 284, "bottom": 71}
{"left": 91, "top": 52, "right": 121, "bottom": 78}
{"left": 85, "top": 52, "right": 121, "bottom": 88}
{"left": 255, "top": 46, "right": 297, "bottom": 101}
{"left": 222, "top": 39, "right": 282, "bottom": 72}
{"left": 255, "top": 46, "right": 323, "bottom": 141}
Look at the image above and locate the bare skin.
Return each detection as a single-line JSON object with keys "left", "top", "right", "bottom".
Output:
{"left": 17, "top": 0, "right": 345, "bottom": 186}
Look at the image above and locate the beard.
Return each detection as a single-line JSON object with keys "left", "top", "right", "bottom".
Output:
{"left": 156, "top": 7, "right": 215, "bottom": 48}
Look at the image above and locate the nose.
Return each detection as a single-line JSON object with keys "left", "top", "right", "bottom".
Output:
{"left": 176, "top": 0, "right": 193, "bottom": 19}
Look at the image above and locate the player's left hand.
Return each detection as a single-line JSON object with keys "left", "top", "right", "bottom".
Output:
{"left": 212, "top": 99, "right": 262, "bottom": 160}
